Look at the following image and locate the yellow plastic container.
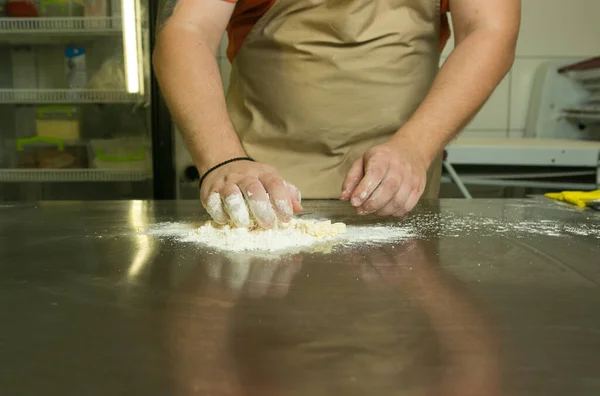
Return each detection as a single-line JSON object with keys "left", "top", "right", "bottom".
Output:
{"left": 35, "top": 105, "right": 80, "bottom": 140}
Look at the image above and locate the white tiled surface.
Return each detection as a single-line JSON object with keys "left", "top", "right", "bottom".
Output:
{"left": 509, "top": 58, "right": 544, "bottom": 133}
{"left": 465, "top": 73, "right": 510, "bottom": 132}
{"left": 508, "top": 129, "right": 526, "bottom": 139}
{"left": 517, "top": 0, "right": 600, "bottom": 57}
{"left": 455, "top": 130, "right": 508, "bottom": 141}
{"left": 440, "top": 0, "right": 600, "bottom": 140}
{"left": 217, "top": 0, "right": 600, "bottom": 140}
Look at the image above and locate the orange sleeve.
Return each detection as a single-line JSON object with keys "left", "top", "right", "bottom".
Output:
{"left": 226, "top": 0, "right": 276, "bottom": 61}
{"left": 440, "top": 0, "right": 451, "bottom": 50}
{"left": 441, "top": 0, "right": 450, "bottom": 13}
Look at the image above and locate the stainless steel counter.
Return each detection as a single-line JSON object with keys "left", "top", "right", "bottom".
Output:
{"left": 1, "top": 199, "right": 599, "bottom": 395}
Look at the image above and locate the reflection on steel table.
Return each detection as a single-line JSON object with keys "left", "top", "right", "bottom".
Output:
{"left": 0, "top": 199, "right": 599, "bottom": 395}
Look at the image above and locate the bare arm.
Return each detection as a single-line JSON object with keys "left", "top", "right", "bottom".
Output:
{"left": 153, "top": 0, "right": 245, "bottom": 175}
{"left": 153, "top": 0, "right": 302, "bottom": 229}
{"left": 390, "top": 0, "right": 521, "bottom": 162}
{"left": 340, "top": 0, "right": 520, "bottom": 216}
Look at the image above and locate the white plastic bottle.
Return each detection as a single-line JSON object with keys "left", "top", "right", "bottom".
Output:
{"left": 65, "top": 46, "right": 87, "bottom": 99}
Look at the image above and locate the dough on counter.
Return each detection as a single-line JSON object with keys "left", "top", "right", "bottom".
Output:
{"left": 187, "top": 218, "right": 347, "bottom": 253}
{"left": 249, "top": 218, "right": 347, "bottom": 238}
{"left": 292, "top": 219, "right": 346, "bottom": 238}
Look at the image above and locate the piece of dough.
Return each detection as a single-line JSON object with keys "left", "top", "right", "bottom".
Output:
{"left": 241, "top": 218, "right": 346, "bottom": 238}
{"left": 295, "top": 219, "right": 346, "bottom": 238}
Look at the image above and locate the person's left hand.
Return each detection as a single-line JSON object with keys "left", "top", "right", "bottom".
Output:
{"left": 339, "top": 139, "right": 429, "bottom": 217}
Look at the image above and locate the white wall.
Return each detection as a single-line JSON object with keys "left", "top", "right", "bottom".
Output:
{"left": 442, "top": 0, "right": 600, "bottom": 140}
{"left": 217, "top": 0, "right": 600, "bottom": 139}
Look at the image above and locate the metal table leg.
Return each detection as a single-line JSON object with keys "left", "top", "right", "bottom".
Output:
{"left": 443, "top": 158, "right": 473, "bottom": 199}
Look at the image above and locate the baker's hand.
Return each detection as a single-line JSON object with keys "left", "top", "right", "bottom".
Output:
{"left": 200, "top": 161, "right": 303, "bottom": 229}
{"left": 340, "top": 140, "right": 428, "bottom": 217}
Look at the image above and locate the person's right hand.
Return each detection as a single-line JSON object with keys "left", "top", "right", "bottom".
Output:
{"left": 200, "top": 161, "right": 303, "bottom": 229}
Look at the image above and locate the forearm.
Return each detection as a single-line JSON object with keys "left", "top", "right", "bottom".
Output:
{"left": 153, "top": 27, "right": 245, "bottom": 174}
{"left": 391, "top": 30, "right": 516, "bottom": 164}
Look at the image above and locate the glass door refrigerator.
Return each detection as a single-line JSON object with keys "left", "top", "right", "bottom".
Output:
{"left": 0, "top": 0, "right": 175, "bottom": 201}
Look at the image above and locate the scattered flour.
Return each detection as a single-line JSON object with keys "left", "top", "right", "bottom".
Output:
{"left": 274, "top": 199, "right": 293, "bottom": 218}
{"left": 247, "top": 199, "right": 277, "bottom": 226}
{"left": 224, "top": 194, "right": 251, "bottom": 227}
{"left": 203, "top": 193, "right": 292, "bottom": 228}
{"left": 144, "top": 218, "right": 416, "bottom": 253}
{"left": 205, "top": 192, "right": 228, "bottom": 224}
{"left": 182, "top": 219, "right": 345, "bottom": 252}
{"left": 144, "top": 222, "right": 193, "bottom": 237}
{"left": 404, "top": 212, "right": 600, "bottom": 239}
{"left": 143, "top": 211, "right": 599, "bottom": 254}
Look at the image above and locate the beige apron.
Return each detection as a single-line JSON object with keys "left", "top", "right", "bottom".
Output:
{"left": 227, "top": 0, "right": 443, "bottom": 199}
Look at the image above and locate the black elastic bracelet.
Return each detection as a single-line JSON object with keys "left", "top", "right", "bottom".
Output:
{"left": 199, "top": 157, "right": 255, "bottom": 190}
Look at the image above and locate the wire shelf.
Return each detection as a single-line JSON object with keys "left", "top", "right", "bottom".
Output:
{"left": 0, "top": 17, "right": 121, "bottom": 32}
{"left": 0, "top": 90, "right": 143, "bottom": 104}
{"left": 562, "top": 105, "right": 600, "bottom": 125}
{"left": 0, "top": 169, "right": 152, "bottom": 182}
{"left": 562, "top": 113, "right": 600, "bottom": 122}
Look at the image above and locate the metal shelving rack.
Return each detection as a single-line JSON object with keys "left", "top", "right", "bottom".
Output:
{"left": 0, "top": 16, "right": 144, "bottom": 105}
{"left": 0, "top": 168, "right": 150, "bottom": 182}
{"left": 442, "top": 57, "right": 600, "bottom": 197}
{"left": 0, "top": 89, "right": 142, "bottom": 104}
{"left": 526, "top": 57, "right": 600, "bottom": 140}
{"left": 0, "top": 16, "right": 121, "bottom": 32}
{"left": 0, "top": 16, "right": 124, "bottom": 46}
{"left": 0, "top": 3, "right": 154, "bottom": 192}
{"left": 558, "top": 58, "right": 600, "bottom": 124}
